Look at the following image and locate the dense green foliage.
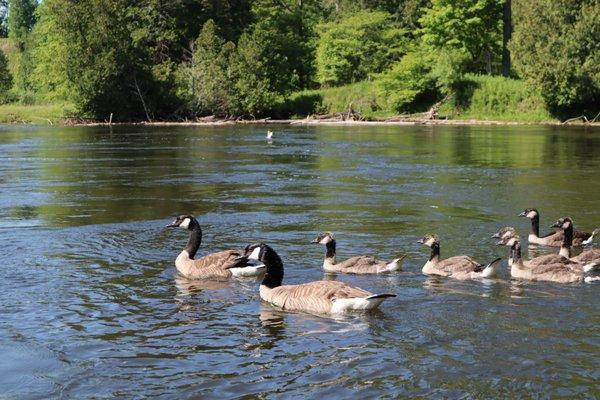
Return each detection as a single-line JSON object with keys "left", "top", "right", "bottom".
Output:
{"left": 510, "top": 0, "right": 600, "bottom": 112}
{"left": 0, "top": 48, "right": 12, "bottom": 101}
{"left": 419, "top": 0, "right": 502, "bottom": 71}
{"left": 0, "top": 0, "right": 598, "bottom": 121}
{"left": 315, "top": 10, "right": 406, "bottom": 86}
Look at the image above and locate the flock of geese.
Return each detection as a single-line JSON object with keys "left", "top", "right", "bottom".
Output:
{"left": 166, "top": 208, "right": 599, "bottom": 316}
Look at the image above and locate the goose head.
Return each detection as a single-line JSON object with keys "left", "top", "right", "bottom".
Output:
{"left": 492, "top": 226, "right": 517, "bottom": 239}
{"left": 166, "top": 214, "right": 196, "bottom": 230}
{"left": 244, "top": 243, "right": 267, "bottom": 261}
{"left": 518, "top": 208, "right": 538, "bottom": 219}
{"left": 551, "top": 217, "right": 572, "bottom": 230}
{"left": 312, "top": 232, "right": 335, "bottom": 245}
{"left": 417, "top": 234, "right": 439, "bottom": 247}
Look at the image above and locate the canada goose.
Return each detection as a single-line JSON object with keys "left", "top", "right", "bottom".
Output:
{"left": 519, "top": 208, "right": 597, "bottom": 246}
{"left": 498, "top": 236, "right": 594, "bottom": 283}
{"left": 552, "top": 218, "right": 600, "bottom": 273}
{"left": 494, "top": 228, "right": 578, "bottom": 268}
{"left": 311, "top": 232, "right": 405, "bottom": 274}
{"left": 243, "top": 243, "right": 396, "bottom": 315}
{"left": 418, "top": 234, "right": 501, "bottom": 279}
{"left": 166, "top": 215, "right": 265, "bottom": 280}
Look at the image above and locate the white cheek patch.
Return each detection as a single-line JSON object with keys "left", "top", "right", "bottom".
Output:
{"left": 425, "top": 238, "right": 435, "bottom": 247}
{"left": 319, "top": 237, "right": 331, "bottom": 244}
{"left": 179, "top": 218, "right": 191, "bottom": 229}
{"left": 248, "top": 246, "right": 261, "bottom": 260}
{"left": 527, "top": 211, "right": 537, "bottom": 219}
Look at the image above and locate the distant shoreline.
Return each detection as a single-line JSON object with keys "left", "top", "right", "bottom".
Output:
{"left": 69, "top": 117, "right": 600, "bottom": 128}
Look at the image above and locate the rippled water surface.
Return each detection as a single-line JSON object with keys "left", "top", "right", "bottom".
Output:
{"left": 1, "top": 124, "right": 599, "bottom": 399}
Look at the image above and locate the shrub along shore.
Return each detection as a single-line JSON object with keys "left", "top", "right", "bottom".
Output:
{"left": 3, "top": 75, "right": 597, "bottom": 126}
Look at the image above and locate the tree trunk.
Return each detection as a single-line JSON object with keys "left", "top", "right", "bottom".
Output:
{"left": 502, "top": 0, "right": 512, "bottom": 77}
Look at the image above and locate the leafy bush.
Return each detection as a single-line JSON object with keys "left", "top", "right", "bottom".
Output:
{"left": 375, "top": 49, "right": 437, "bottom": 112}
{"left": 315, "top": 10, "right": 406, "bottom": 86}
{"left": 0, "top": 49, "right": 12, "bottom": 102}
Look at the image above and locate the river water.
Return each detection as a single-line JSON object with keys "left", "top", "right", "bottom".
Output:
{"left": 0, "top": 124, "right": 599, "bottom": 398}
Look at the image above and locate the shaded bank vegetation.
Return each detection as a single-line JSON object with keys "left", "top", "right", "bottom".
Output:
{"left": 0, "top": 0, "right": 598, "bottom": 123}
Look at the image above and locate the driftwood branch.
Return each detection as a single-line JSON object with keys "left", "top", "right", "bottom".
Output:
{"left": 132, "top": 75, "right": 152, "bottom": 122}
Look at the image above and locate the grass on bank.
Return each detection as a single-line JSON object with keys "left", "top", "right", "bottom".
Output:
{"left": 0, "top": 102, "right": 74, "bottom": 124}
{"left": 279, "top": 74, "right": 557, "bottom": 123}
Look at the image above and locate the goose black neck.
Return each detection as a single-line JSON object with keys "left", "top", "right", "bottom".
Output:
{"left": 512, "top": 242, "right": 522, "bottom": 263}
{"left": 530, "top": 215, "right": 540, "bottom": 236}
{"left": 184, "top": 219, "right": 202, "bottom": 259}
{"left": 562, "top": 224, "right": 573, "bottom": 249}
{"left": 261, "top": 247, "right": 284, "bottom": 289}
{"left": 325, "top": 240, "right": 336, "bottom": 259}
{"left": 429, "top": 242, "right": 440, "bottom": 261}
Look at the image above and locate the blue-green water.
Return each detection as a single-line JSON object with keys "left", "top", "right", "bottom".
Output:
{"left": 0, "top": 124, "right": 599, "bottom": 398}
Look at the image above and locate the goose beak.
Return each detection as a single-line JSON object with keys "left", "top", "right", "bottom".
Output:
{"left": 518, "top": 211, "right": 526, "bottom": 217}
{"left": 311, "top": 238, "right": 319, "bottom": 243}
{"left": 550, "top": 221, "right": 561, "bottom": 228}
{"left": 496, "top": 240, "right": 506, "bottom": 246}
{"left": 491, "top": 233, "right": 500, "bottom": 238}
{"left": 417, "top": 238, "right": 424, "bottom": 244}
{"left": 165, "top": 220, "right": 179, "bottom": 228}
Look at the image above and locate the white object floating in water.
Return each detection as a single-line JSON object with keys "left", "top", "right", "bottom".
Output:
{"left": 267, "top": 130, "right": 273, "bottom": 139}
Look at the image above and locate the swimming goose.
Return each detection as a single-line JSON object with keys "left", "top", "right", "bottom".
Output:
{"left": 418, "top": 234, "right": 501, "bottom": 279}
{"left": 311, "top": 232, "right": 405, "bottom": 274}
{"left": 166, "top": 215, "right": 265, "bottom": 280}
{"left": 244, "top": 243, "right": 396, "bottom": 315}
{"left": 519, "top": 208, "right": 596, "bottom": 246}
{"left": 498, "top": 236, "right": 593, "bottom": 283}
{"left": 552, "top": 218, "right": 600, "bottom": 273}
{"left": 494, "top": 228, "right": 578, "bottom": 268}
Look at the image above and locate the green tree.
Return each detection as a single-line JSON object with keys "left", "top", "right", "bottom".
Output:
{"left": 7, "top": 0, "right": 35, "bottom": 49}
{"left": 184, "top": 20, "right": 236, "bottom": 116}
{"left": 232, "top": 33, "right": 276, "bottom": 117}
{"left": 419, "top": 0, "right": 503, "bottom": 72}
{"left": 316, "top": 10, "right": 406, "bottom": 86}
{"left": 248, "top": 0, "right": 325, "bottom": 92}
{"left": 0, "top": 49, "right": 12, "bottom": 101}
{"left": 31, "top": 0, "right": 153, "bottom": 120}
{"left": 510, "top": 0, "right": 600, "bottom": 112}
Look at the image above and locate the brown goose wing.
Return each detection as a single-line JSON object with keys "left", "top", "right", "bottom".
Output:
{"left": 529, "top": 254, "right": 575, "bottom": 266}
{"left": 335, "top": 256, "right": 386, "bottom": 274}
{"left": 572, "top": 230, "right": 592, "bottom": 246}
{"left": 268, "top": 281, "right": 373, "bottom": 314}
{"left": 571, "top": 249, "right": 600, "bottom": 264}
{"left": 437, "top": 256, "right": 482, "bottom": 273}
{"left": 188, "top": 250, "right": 242, "bottom": 279}
{"left": 541, "top": 231, "right": 564, "bottom": 247}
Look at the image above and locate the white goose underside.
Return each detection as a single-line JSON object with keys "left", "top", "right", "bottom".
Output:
{"left": 229, "top": 264, "right": 266, "bottom": 277}
{"left": 330, "top": 296, "right": 389, "bottom": 314}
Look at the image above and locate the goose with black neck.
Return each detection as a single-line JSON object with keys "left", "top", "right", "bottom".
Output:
{"left": 497, "top": 235, "right": 598, "bottom": 283}
{"left": 166, "top": 215, "right": 265, "bottom": 280}
{"left": 418, "top": 234, "right": 501, "bottom": 279}
{"left": 244, "top": 243, "right": 396, "bottom": 315}
{"left": 312, "top": 232, "right": 404, "bottom": 274}
{"left": 552, "top": 217, "right": 600, "bottom": 273}
{"left": 519, "top": 208, "right": 597, "bottom": 247}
